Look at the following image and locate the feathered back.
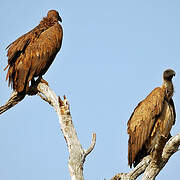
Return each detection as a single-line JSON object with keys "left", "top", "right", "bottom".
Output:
{"left": 127, "top": 87, "right": 165, "bottom": 167}
{"left": 127, "top": 85, "right": 175, "bottom": 168}
{"left": 5, "top": 10, "right": 63, "bottom": 92}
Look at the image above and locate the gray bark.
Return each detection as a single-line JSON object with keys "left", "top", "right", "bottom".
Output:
{"left": 1, "top": 81, "right": 179, "bottom": 180}
{"left": 37, "top": 83, "right": 96, "bottom": 180}
{"left": 111, "top": 133, "right": 180, "bottom": 180}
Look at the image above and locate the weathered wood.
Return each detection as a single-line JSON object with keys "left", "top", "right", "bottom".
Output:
{"left": 142, "top": 133, "right": 180, "bottom": 180}
{"left": 0, "top": 91, "right": 25, "bottom": 115}
{"left": 0, "top": 82, "right": 96, "bottom": 179}
{"left": 1, "top": 81, "right": 179, "bottom": 180}
{"left": 37, "top": 83, "right": 96, "bottom": 180}
{"left": 111, "top": 133, "right": 180, "bottom": 180}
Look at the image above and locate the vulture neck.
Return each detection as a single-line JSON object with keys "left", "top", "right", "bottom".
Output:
{"left": 39, "top": 17, "right": 58, "bottom": 29}
{"left": 162, "top": 79, "right": 174, "bottom": 100}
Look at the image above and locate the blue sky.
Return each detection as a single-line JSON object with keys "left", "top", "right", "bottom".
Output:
{"left": 0, "top": 0, "right": 180, "bottom": 179}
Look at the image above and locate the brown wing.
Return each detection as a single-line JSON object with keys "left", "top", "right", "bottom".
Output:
{"left": 5, "top": 33, "right": 31, "bottom": 69}
{"left": 127, "top": 87, "right": 165, "bottom": 168}
{"left": 6, "top": 23, "right": 63, "bottom": 92}
{"left": 5, "top": 24, "right": 46, "bottom": 67}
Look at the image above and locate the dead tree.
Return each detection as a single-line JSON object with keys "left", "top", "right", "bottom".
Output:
{"left": 0, "top": 82, "right": 180, "bottom": 180}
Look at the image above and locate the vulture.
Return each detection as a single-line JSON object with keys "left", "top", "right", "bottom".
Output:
{"left": 127, "top": 69, "right": 176, "bottom": 168}
{"left": 4, "top": 10, "right": 63, "bottom": 93}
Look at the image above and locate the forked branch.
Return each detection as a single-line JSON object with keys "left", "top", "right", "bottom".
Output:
{"left": 36, "top": 82, "right": 96, "bottom": 180}
{"left": 111, "top": 133, "right": 180, "bottom": 180}
{"left": 2, "top": 81, "right": 179, "bottom": 180}
{"left": 0, "top": 82, "right": 96, "bottom": 180}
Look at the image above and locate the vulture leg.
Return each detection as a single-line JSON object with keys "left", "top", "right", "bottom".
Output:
{"left": 27, "top": 78, "right": 39, "bottom": 95}
{"left": 27, "top": 77, "right": 49, "bottom": 96}
{"left": 37, "top": 76, "right": 49, "bottom": 86}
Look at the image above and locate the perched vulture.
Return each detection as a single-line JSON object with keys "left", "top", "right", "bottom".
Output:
{"left": 5, "top": 10, "right": 63, "bottom": 93}
{"left": 127, "top": 69, "right": 176, "bottom": 168}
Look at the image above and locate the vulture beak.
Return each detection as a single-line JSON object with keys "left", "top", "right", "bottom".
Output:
{"left": 58, "top": 15, "right": 62, "bottom": 23}
{"left": 172, "top": 70, "right": 176, "bottom": 77}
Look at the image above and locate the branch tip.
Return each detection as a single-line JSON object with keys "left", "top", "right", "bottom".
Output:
{"left": 63, "top": 95, "right": 67, "bottom": 100}
{"left": 58, "top": 96, "right": 64, "bottom": 107}
{"left": 84, "top": 133, "right": 96, "bottom": 157}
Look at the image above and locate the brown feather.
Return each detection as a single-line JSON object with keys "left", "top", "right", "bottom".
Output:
{"left": 127, "top": 84, "right": 175, "bottom": 168}
{"left": 5, "top": 10, "right": 63, "bottom": 93}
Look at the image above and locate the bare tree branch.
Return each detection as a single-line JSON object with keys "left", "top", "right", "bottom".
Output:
{"left": 84, "top": 133, "right": 96, "bottom": 157}
{"left": 2, "top": 81, "right": 179, "bottom": 180}
{"left": 0, "top": 78, "right": 40, "bottom": 115}
{"left": 1, "top": 82, "right": 96, "bottom": 179}
{"left": 111, "top": 133, "right": 180, "bottom": 180}
{"left": 37, "top": 82, "right": 96, "bottom": 180}
{"left": 0, "top": 91, "right": 25, "bottom": 115}
{"left": 142, "top": 133, "right": 180, "bottom": 180}
{"left": 110, "top": 156, "right": 152, "bottom": 180}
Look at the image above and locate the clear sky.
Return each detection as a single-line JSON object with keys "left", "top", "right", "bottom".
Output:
{"left": 0, "top": 0, "right": 180, "bottom": 179}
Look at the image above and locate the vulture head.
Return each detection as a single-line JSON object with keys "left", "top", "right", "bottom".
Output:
{"left": 163, "top": 69, "right": 176, "bottom": 81}
{"left": 47, "top": 10, "right": 62, "bottom": 22}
